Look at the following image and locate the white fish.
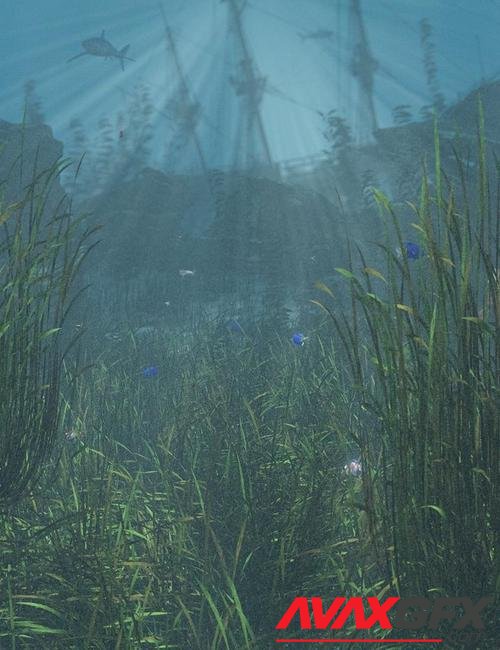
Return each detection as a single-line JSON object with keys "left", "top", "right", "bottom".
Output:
{"left": 179, "top": 269, "right": 195, "bottom": 277}
{"left": 134, "top": 326, "right": 158, "bottom": 339}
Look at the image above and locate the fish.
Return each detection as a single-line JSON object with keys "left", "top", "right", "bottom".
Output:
{"left": 298, "top": 29, "right": 334, "bottom": 41}
{"left": 291, "top": 332, "right": 307, "bottom": 346}
{"left": 179, "top": 269, "right": 195, "bottom": 277}
{"left": 67, "top": 30, "right": 134, "bottom": 71}
{"left": 398, "top": 241, "right": 422, "bottom": 261}
{"left": 142, "top": 366, "right": 159, "bottom": 378}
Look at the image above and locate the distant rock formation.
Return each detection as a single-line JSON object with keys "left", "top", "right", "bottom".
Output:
{"left": 291, "top": 80, "right": 500, "bottom": 249}
{"left": 0, "top": 119, "right": 67, "bottom": 216}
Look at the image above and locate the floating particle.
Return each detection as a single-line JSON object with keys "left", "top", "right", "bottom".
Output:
{"left": 226, "top": 318, "right": 244, "bottom": 334}
{"left": 65, "top": 429, "right": 83, "bottom": 442}
{"left": 344, "top": 459, "right": 362, "bottom": 477}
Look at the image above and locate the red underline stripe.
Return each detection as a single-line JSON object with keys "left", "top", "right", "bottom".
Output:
{"left": 275, "top": 640, "right": 443, "bottom": 644}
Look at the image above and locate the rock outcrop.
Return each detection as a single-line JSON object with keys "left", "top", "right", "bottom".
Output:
{"left": 0, "top": 119, "right": 67, "bottom": 216}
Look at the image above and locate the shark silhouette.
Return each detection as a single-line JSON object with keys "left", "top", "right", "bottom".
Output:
{"left": 68, "top": 30, "right": 134, "bottom": 71}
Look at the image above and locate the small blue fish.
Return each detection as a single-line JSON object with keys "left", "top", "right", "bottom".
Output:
{"left": 226, "top": 318, "right": 243, "bottom": 334}
{"left": 142, "top": 366, "right": 159, "bottom": 378}
{"left": 291, "top": 332, "right": 306, "bottom": 346}
{"left": 402, "top": 241, "right": 422, "bottom": 260}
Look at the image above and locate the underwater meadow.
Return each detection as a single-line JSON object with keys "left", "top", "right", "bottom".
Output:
{"left": 0, "top": 117, "right": 498, "bottom": 649}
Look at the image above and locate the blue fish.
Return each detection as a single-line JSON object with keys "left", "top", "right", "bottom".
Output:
{"left": 291, "top": 332, "right": 306, "bottom": 346}
{"left": 402, "top": 241, "right": 422, "bottom": 260}
{"left": 142, "top": 366, "right": 159, "bottom": 378}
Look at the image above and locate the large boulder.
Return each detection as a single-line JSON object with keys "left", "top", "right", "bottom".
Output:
{"left": 0, "top": 120, "right": 66, "bottom": 214}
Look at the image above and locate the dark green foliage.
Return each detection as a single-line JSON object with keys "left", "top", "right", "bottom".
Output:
{"left": 316, "top": 113, "right": 498, "bottom": 615}
{"left": 0, "top": 329, "right": 372, "bottom": 648}
{"left": 67, "top": 118, "right": 91, "bottom": 201}
{"left": 0, "top": 121, "right": 497, "bottom": 649}
{"left": 0, "top": 155, "right": 96, "bottom": 509}
{"left": 67, "top": 81, "right": 156, "bottom": 202}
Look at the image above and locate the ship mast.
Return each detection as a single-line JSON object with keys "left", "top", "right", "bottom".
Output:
{"left": 159, "top": 2, "right": 208, "bottom": 173}
{"left": 349, "top": 0, "right": 378, "bottom": 145}
{"left": 224, "top": 0, "right": 273, "bottom": 169}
